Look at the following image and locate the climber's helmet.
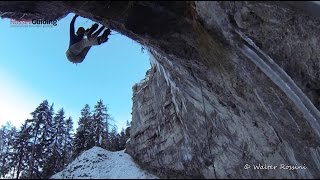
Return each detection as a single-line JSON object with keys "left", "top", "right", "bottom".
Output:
{"left": 76, "top": 27, "right": 86, "bottom": 37}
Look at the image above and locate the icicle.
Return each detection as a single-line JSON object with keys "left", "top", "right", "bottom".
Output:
{"left": 236, "top": 30, "right": 320, "bottom": 139}
{"left": 148, "top": 49, "right": 186, "bottom": 127}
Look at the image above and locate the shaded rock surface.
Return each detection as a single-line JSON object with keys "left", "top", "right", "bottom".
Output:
{"left": 1, "top": 1, "right": 320, "bottom": 178}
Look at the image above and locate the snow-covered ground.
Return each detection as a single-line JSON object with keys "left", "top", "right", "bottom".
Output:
{"left": 51, "top": 146, "right": 158, "bottom": 179}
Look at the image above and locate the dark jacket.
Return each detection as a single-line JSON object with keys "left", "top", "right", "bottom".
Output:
{"left": 69, "top": 16, "right": 83, "bottom": 47}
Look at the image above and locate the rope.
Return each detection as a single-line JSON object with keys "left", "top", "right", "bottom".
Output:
{"left": 78, "top": 1, "right": 89, "bottom": 27}
{"left": 105, "top": 1, "right": 133, "bottom": 20}
{"left": 199, "top": 82, "right": 217, "bottom": 179}
{"left": 190, "top": 69, "right": 217, "bottom": 178}
{"left": 109, "top": 32, "right": 120, "bottom": 36}
{"left": 79, "top": 1, "right": 89, "bottom": 11}
{"left": 82, "top": 19, "right": 89, "bottom": 26}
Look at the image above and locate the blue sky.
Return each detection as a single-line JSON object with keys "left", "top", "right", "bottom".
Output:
{"left": 0, "top": 13, "right": 150, "bottom": 131}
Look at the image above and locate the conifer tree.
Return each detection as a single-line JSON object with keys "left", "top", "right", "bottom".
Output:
{"left": 53, "top": 108, "right": 66, "bottom": 158}
{"left": 125, "top": 120, "right": 131, "bottom": 139}
{"left": 0, "top": 122, "right": 16, "bottom": 178}
{"left": 1, "top": 100, "right": 76, "bottom": 179}
{"left": 42, "top": 108, "right": 65, "bottom": 178}
{"left": 108, "top": 125, "right": 120, "bottom": 151}
{"left": 93, "top": 99, "right": 108, "bottom": 147}
{"left": 118, "top": 128, "right": 127, "bottom": 150}
{"left": 26, "top": 100, "right": 54, "bottom": 179}
{"left": 10, "top": 121, "right": 32, "bottom": 179}
{"left": 0, "top": 124, "right": 8, "bottom": 178}
{"left": 73, "top": 104, "right": 93, "bottom": 158}
{"left": 62, "top": 117, "right": 73, "bottom": 168}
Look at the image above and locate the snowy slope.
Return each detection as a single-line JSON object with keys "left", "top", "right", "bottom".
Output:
{"left": 51, "top": 147, "right": 158, "bottom": 179}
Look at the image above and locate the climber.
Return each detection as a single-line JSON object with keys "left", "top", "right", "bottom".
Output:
{"left": 66, "top": 14, "right": 111, "bottom": 64}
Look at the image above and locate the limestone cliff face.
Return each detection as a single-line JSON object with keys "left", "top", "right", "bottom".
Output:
{"left": 1, "top": 1, "right": 320, "bottom": 178}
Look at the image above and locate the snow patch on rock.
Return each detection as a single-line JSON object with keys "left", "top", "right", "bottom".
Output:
{"left": 51, "top": 146, "right": 158, "bottom": 179}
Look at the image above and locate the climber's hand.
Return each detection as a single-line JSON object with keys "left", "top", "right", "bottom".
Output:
{"left": 106, "top": 28, "right": 111, "bottom": 35}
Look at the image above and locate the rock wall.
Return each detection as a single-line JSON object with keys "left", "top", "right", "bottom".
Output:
{"left": 1, "top": 1, "right": 320, "bottom": 178}
{"left": 129, "top": 2, "right": 320, "bottom": 178}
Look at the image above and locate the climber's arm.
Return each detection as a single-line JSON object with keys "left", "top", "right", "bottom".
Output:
{"left": 70, "top": 14, "right": 79, "bottom": 38}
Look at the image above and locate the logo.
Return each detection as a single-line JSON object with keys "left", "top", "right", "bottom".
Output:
{"left": 10, "top": 18, "right": 58, "bottom": 28}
